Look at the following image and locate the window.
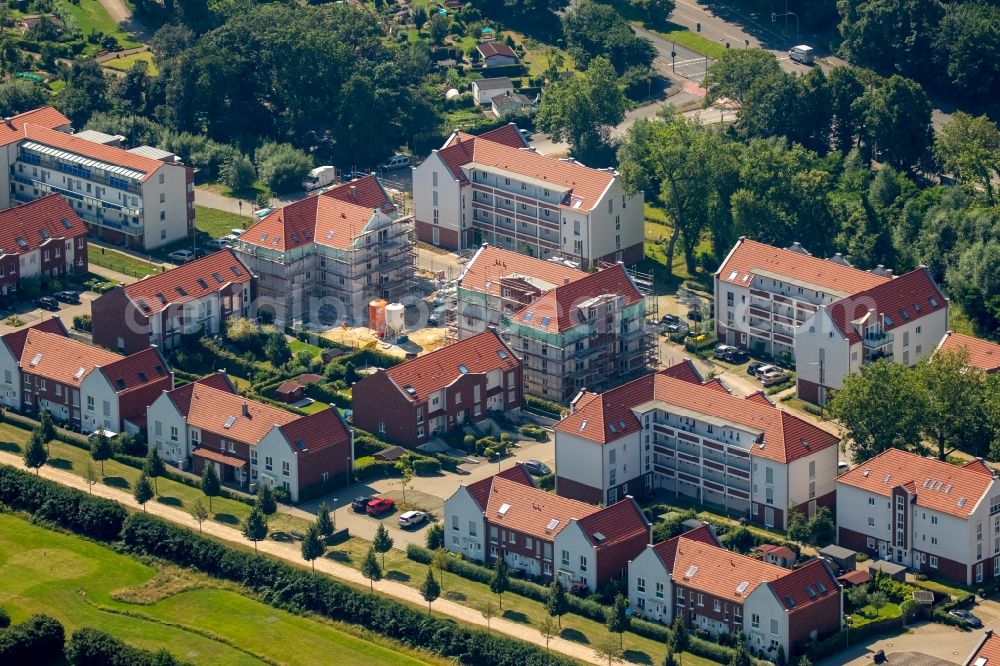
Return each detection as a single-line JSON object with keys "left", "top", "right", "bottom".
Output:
{"left": 169, "top": 426, "right": 178, "bottom": 442}
{"left": 677, "top": 589, "right": 685, "bottom": 606}
{"left": 809, "top": 460, "right": 816, "bottom": 479}
{"left": 770, "top": 618, "right": 779, "bottom": 636}
{"left": 655, "top": 582, "right": 664, "bottom": 599}
{"left": 490, "top": 526, "right": 498, "bottom": 543}
{"left": 751, "top": 613, "right": 760, "bottom": 629}
{"left": 250, "top": 449, "right": 257, "bottom": 465}
{"left": 507, "top": 531, "right": 516, "bottom": 545}
{"left": 868, "top": 517, "right": 875, "bottom": 527}
{"left": 869, "top": 497, "right": 875, "bottom": 506}
{"left": 579, "top": 555, "right": 587, "bottom": 573}
{"left": 265, "top": 456, "right": 273, "bottom": 471}
{"left": 930, "top": 555, "right": 938, "bottom": 569}
{"left": 159, "top": 193, "right": 165, "bottom": 203}
{"left": 432, "top": 171, "right": 438, "bottom": 187}
{"left": 469, "top": 521, "right": 477, "bottom": 537}
{"left": 561, "top": 550, "right": 569, "bottom": 566}
{"left": 931, "top": 516, "right": 938, "bottom": 525}
{"left": 637, "top": 577, "right": 646, "bottom": 593}
{"left": 282, "top": 461, "right": 289, "bottom": 476}
{"left": 451, "top": 515, "right": 459, "bottom": 531}
{"left": 697, "top": 593, "right": 704, "bottom": 607}
{"left": 87, "top": 396, "right": 94, "bottom": 410}
{"left": 714, "top": 599, "right": 721, "bottom": 612}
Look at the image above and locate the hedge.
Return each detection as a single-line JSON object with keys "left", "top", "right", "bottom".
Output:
{"left": 66, "top": 628, "right": 191, "bottom": 666}
{"left": 523, "top": 395, "right": 563, "bottom": 418}
{"left": 118, "top": 514, "right": 575, "bottom": 666}
{"left": 0, "top": 614, "right": 65, "bottom": 663}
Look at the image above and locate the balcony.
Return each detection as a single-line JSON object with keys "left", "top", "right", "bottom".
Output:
{"left": 862, "top": 331, "right": 894, "bottom": 349}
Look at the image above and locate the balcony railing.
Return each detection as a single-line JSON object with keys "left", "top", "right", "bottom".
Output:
{"left": 862, "top": 331, "right": 894, "bottom": 349}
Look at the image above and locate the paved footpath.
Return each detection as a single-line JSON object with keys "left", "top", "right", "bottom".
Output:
{"left": 0, "top": 451, "right": 603, "bottom": 665}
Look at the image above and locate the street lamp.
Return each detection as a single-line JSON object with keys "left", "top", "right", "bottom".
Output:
{"left": 332, "top": 498, "right": 337, "bottom": 531}
{"left": 346, "top": 456, "right": 352, "bottom": 484}
{"left": 845, "top": 615, "right": 851, "bottom": 647}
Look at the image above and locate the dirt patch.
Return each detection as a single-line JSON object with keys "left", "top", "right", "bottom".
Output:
{"left": 320, "top": 324, "right": 451, "bottom": 359}
{"left": 110, "top": 565, "right": 223, "bottom": 604}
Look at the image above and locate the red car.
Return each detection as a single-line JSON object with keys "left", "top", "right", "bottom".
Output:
{"left": 366, "top": 497, "right": 396, "bottom": 515}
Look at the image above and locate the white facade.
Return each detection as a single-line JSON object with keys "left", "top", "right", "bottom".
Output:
{"left": 628, "top": 545, "right": 672, "bottom": 624}
{"left": 411, "top": 151, "right": 465, "bottom": 249}
{"left": 79, "top": 371, "right": 121, "bottom": 434}
{"left": 147, "top": 391, "right": 189, "bottom": 468}
{"left": 472, "top": 80, "right": 514, "bottom": 104}
{"left": 554, "top": 520, "right": 597, "bottom": 592}
{"left": 443, "top": 485, "right": 487, "bottom": 560}
{"left": 256, "top": 427, "right": 301, "bottom": 500}
{"left": 743, "top": 585, "right": 793, "bottom": 658}
{"left": 0, "top": 342, "right": 21, "bottom": 410}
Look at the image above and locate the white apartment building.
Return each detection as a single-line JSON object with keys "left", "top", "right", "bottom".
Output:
{"left": 553, "top": 362, "right": 840, "bottom": 529}
{"left": 837, "top": 449, "right": 1000, "bottom": 586}
{"left": 0, "top": 107, "right": 194, "bottom": 251}
{"left": 412, "top": 124, "right": 644, "bottom": 269}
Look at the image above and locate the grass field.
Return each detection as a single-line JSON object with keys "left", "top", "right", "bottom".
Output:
{"left": 102, "top": 50, "right": 159, "bottom": 76}
{"left": 0, "top": 513, "right": 444, "bottom": 665}
{"left": 57, "top": 0, "right": 141, "bottom": 52}
{"left": 0, "top": 424, "right": 312, "bottom": 535}
{"left": 88, "top": 244, "right": 165, "bottom": 278}
{"left": 195, "top": 205, "right": 249, "bottom": 239}
{"left": 657, "top": 29, "right": 729, "bottom": 59}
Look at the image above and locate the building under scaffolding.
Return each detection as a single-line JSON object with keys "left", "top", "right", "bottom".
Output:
{"left": 233, "top": 175, "right": 415, "bottom": 326}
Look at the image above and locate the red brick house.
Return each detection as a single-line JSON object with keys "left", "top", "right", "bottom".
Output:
{"left": 147, "top": 373, "right": 353, "bottom": 501}
{"left": 0, "top": 194, "right": 88, "bottom": 296}
{"left": 91, "top": 249, "right": 255, "bottom": 354}
{"left": 0, "top": 318, "right": 172, "bottom": 433}
{"left": 444, "top": 464, "right": 651, "bottom": 591}
{"left": 351, "top": 329, "right": 522, "bottom": 447}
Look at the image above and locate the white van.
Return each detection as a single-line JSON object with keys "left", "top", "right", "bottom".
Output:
{"left": 380, "top": 154, "right": 410, "bottom": 171}
{"left": 789, "top": 45, "right": 814, "bottom": 64}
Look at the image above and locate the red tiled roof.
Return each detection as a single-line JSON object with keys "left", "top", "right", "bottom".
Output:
{"left": 99, "top": 346, "right": 169, "bottom": 394}
{"left": 443, "top": 124, "right": 527, "bottom": 151}
{"left": 650, "top": 524, "right": 719, "bottom": 572}
{"left": 826, "top": 267, "right": 947, "bottom": 344}
{"left": 460, "top": 245, "right": 586, "bottom": 299}
{"left": 0, "top": 106, "right": 70, "bottom": 147}
{"left": 276, "top": 380, "right": 302, "bottom": 395}
{"left": 485, "top": 476, "right": 599, "bottom": 540}
{"left": 510, "top": 264, "right": 643, "bottom": 333}
{"left": 467, "top": 463, "right": 535, "bottom": 510}
{"left": 659, "top": 359, "right": 702, "bottom": 385}
{"left": 556, "top": 364, "right": 839, "bottom": 463}
{"left": 23, "top": 124, "right": 167, "bottom": 179}
{"left": 671, "top": 534, "right": 788, "bottom": 603}
{"left": 745, "top": 392, "right": 774, "bottom": 407}
{"left": 717, "top": 237, "right": 888, "bottom": 296}
{"left": 0, "top": 316, "right": 66, "bottom": 360}
{"left": 576, "top": 497, "right": 649, "bottom": 549}
{"left": 767, "top": 559, "right": 840, "bottom": 612}
{"left": 965, "top": 630, "right": 1000, "bottom": 666}
{"left": 937, "top": 332, "right": 1000, "bottom": 373}
{"left": 380, "top": 330, "right": 519, "bottom": 401}
{"left": 0, "top": 194, "right": 87, "bottom": 255}
{"left": 435, "top": 128, "right": 615, "bottom": 211}
{"left": 277, "top": 407, "right": 351, "bottom": 456}
{"left": 837, "top": 570, "right": 871, "bottom": 586}
{"left": 169, "top": 381, "right": 298, "bottom": 443}
{"left": 193, "top": 447, "right": 247, "bottom": 468}
{"left": 755, "top": 544, "right": 796, "bottom": 561}
{"left": 478, "top": 41, "right": 516, "bottom": 59}
{"left": 166, "top": 373, "right": 236, "bottom": 415}
{"left": 322, "top": 174, "right": 396, "bottom": 211}
{"left": 837, "top": 449, "right": 995, "bottom": 518}
{"left": 964, "top": 459, "right": 995, "bottom": 477}
{"left": 21, "top": 329, "right": 122, "bottom": 385}
{"left": 123, "top": 249, "right": 251, "bottom": 315}
{"left": 703, "top": 378, "right": 731, "bottom": 394}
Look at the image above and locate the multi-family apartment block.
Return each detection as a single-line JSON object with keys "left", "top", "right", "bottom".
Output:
{"left": 0, "top": 193, "right": 88, "bottom": 296}
{"left": 91, "top": 249, "right": 255, "bottom": 354}
{"left": 0, "top": 106, "right": 194, "bottom": 250}
{"left": 147, "top": 372, "right": 353, "bottom": 501}
{"left": 0, "top": 319, "right": 172, "bottom": 433}
{"left": 233, "top": 175, "right": 413, "bottom": 325}
{"left": 553, "top": 362, "right": 840, "bottom": 529}
{"left": 444, "top": 465, "right": 650, "bottom": 592}
{"left": 836, "top": 449, "right": 1000, "bottom": 586}
{"left": 351, "top": 330, "right": 521, "bottom": 447}
{"left": 628, "top": 524, "right": 842, "bottom": 660}
{"left": 412, "top": 124, "right": 643, "bottom": 268}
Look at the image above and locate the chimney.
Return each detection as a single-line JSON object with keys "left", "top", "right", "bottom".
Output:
{"left": 4, "top": 117, "right": 12, "bottom": 129}
{"left": 564, "top": 277, "right": 570, "bottom": 285}
{"left": 242, "top": 401, "right": 250, "bottom": 417}
{"left": 350, "top": 185, "right": 357, "bottom": 202}
{"left": 885, "top": 269, "right": 893, "bottom": 278}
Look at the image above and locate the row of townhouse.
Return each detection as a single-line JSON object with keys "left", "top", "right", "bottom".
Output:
{"left": 147, "top": 372, "right": 353, "bottom": 501}
{"left": 443, "top": 465, "right": 651, "bottom": 591}
{"left": 92, "top": 248, "right": 255, "bottom": 355}
{"left": 352, "top": 329, "right": 522, "bottom": 448}
{"left": 0, "top": 193, "right": 88, "bottom": 296}
{"left": 455, "top": 244, "right": 654, "bottom": 404}
{"left": 552, "top": 361, "right": 840, "bottom": 529}
{"left": 0, "top": 106, "right": 194, "bottom": 251}
{"left": 233, "top": 175, "right": 414, "bottom": 326}
{"left": 412, "top": 124, "right": 644, "bottom": 269}
{"left": 628, "top": 525, "right": 842, "bottom": 660}
{"left": 0, "top": 318, "right": 172, "bottom": 433}
{"left": 714, "top": 237, "right": 949, "bottom": 405}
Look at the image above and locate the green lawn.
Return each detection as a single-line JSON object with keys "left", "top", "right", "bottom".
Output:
{"left": 851, "top": 602, "right": 901, "bottom": 626}
{"left": 57, "top": 0, "right": 141, "bottom": 51}
{"left": 195, "top": 205, "right": 250, "bottom": 239}
{"left": 327, "top": 538, "right": 716, "bottom": 666}
{"left": 102, "top": 50, "right": 159, "bottom": 76}
{"left": 0, "top": 513, "right": 443, "bottom": 665}
{"left": 657, "top": 29, "right": 729, "bottom": 59}
{"left": 88, "top": 244, "right": 165, "bottom": 279}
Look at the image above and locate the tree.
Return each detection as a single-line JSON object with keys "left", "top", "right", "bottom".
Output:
{"left": 918, "top": 348, "right": 989, "bottom": 460}
{"left": 829, "top": 359, "right": 930, "bottom": 463}
{"left": 425, "top": 522, "right": 444, "bottom": 550}
{"left": 413, "top": 5, "right": 427, "bottom": 29}
{"left": 729, "top": 634, "right": 752, "bottom": 666}
{"left": 420, "top": 566, "right": 441, "bottom": 612}
{"left": 84, "top": 462, "right": 98, "bottom": 495}
{"left": 846, "top": 582, "right": 869, "bottom": 607}
{"left": 606, "top": 593, "right": 630, "bottom": 648}
{"left": 241, "top": 507, "right": 268, "bottom": 553}
{"left": 315, "top": 501, "right": 334, "bottom": 538}
{"left": 932, "top": 2, "right": 1000, "bottom": 102}
{"left": 807, "top": 506, "right": 836, "bottom": 544}
{"left": 935, "top": 112, "right": 1000, "bottom": 205}
{"left": 39, "top": 409, "right": 56, "bottom": 444}
{"left": 490, "top": 555, "right": 510, "bottom": 608}
{"left": 431, "top": 547, "right": 450, "bottom": 589}
{"left": 538, "top": 616, "right": 558, "bottom": 653}
{"left": 836, "top": 0, "right": 942, "bottom": 79}
{"left": 0, "top": 79, "right": 47, "bottom": 117}
{"left": 254, "top": 142, "right": 313, "bottom": 195}
{"left": 536, "top": 56, "right": 628, "bottom": 167}
{"left": 857, "top": 75, "right": 933, "bottom": 172}
{"left": 546, "top": 579, "right": 569, "bottom": 629}
{"left": 398, "top": 468, "right": 413, "bottom": 506}
{"left": 220, "top": 154, "right": 256, "bottom": 194}
{"left": 201, "top": 463, "right": 221, "bottom": 512}
{"left": 361, "top": 546, "right": 382, "bottom": 591}
{"left": 480, "top": 600, "right": 497, "bottom": 631}
{"left": 143, "top": 448, "right": 166, "bottom": 495}
{"left": 594, "top": 632, "right": 625, "bottom": 666}
{"left": 775, "top": 643, "right": 786, "bottom": 666}
{"left": 58, "top": 60, "right": 110, "bottom": 126}
{"left": 669, "top": 616, "right": 689, "bottom": 655}
{"left": 133, "top": 473, "right": 154, "bottom": 511}
{"left": 427, "top": 14, "right": 449, "bottom": 46}
{"left": 255, "top": 484, "right": 278, "bottom": 523}
{"left": 631, "top": 0, "right": 674, "bottom": 26}
{"left": 947, "top": 240, "right": 1000, "bottom": 338}
{"left": 798, "top": 657, "right": 813, "bottom": 666}
{"left": 263, "top": 331, "right": 292, "bottom": 366}
{"left": 192, "top": 499, "right": 208, "bottom": 533}
{"left": 23, "top": 427, "right": 47, "bottom": 474}
{"left": 90, "top": 430, "right": 113, "bottom": 478}
{"left": 301, "top": 524, "right": 325, "bottom": 572}
{"left": 373, "top": 523, "right": 394, "bottom": 568}
{"left": 663, "top": 649, "right": 679, "bottom": 666}
{"left": 703, "top": 48, "right": 782, "bottom": 106}
{"left": 869, "top": 589, "right": 888, "bottom": 610}
{"left": 828, "top": 67, "right": 864, "bottom": 154}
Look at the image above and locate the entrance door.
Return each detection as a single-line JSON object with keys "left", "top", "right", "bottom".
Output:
{"left": 879, "top": 542, "right": 888, "bottom": 560}
{"left": 432, "top": 227, "right": 440, "bottom": 245}
{"left": 764, "top": 506, "right": 775, "bottom": 528}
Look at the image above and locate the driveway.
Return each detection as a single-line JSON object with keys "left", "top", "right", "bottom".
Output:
{"left": 818, "top": 620, "right": 978, "bottom": 666}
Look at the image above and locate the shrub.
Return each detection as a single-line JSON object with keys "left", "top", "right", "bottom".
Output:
{"left": 66, "top": 627, "right": 190, "bottom": 665}
{"left": 517, "top": 424, "right": 548, "bottom": 441}
{"left": 0, "top": 614, "right": 65, "bottom": 663}
{"left": 0, "top": 607, "right": 9, "bottom": 628}
{"left": 523, "top": 395, "right": 563, "bottom": 417}
{"left": 412, "top": 457, "right": 441, "bottom": 476}
{"left": 352, "top": 456, "right": 400, "bottom": 480}
{"left": 72, "top": 314, "right": 92, "bottom": 331}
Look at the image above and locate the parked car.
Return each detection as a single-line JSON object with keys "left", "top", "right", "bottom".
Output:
{"left": 714, "top": 345, "right": 737, "bottom": 360}
{"left": 167, "top": 249, "right": 195, "bottom": 264}
{"left": 948, "top": 609, "right": 983, "bottom": 628}
{"left": 53, "top": 291, "right": 80, "bottom": 304}
{"left": 379, "top": 154, "right": 410, "bottom": 170}
{"left": 747, "top": 362, "right": 765, "bottom": 376}
{"left": 366, "top": 497, "right": 396, "bottom": 515}
{"left": 660, "top": 314, "right": 680, "bottom": 325}
{"left": 761, "top": 370, "right": 790, "bottom": 386}
{"left": 665, "top": 324, "right": 684, "bottom": 334}
{"left": 837, "top": 462, "right": 850, "bottom": 474}
{"left": 723, "top": 348, "right": 748, "bottom": 363}
{"left": 36, "top": 295, "right": 59, "bottom": 311}
{"left": 351, "top": 496, "right": 373, "bottom": 513}
{"left": 754, "top": 364, "right": 777, "bottom": 379}
{"left": 398, "top": 510, "right": 427, "bottom": 527}
{"left": 687, "top": 309, "right": 704, "bottom": 322}
{"left": 523, "top": 460, "right": 551, "bottom": 476}
{"left": 205, "top": 238, "right": 226, "bottom": 250}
